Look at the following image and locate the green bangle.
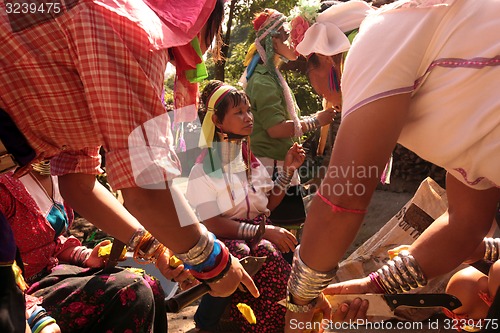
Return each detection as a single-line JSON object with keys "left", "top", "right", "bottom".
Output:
{"left": 33, "top": 316, "right": 56, "bottom": 333}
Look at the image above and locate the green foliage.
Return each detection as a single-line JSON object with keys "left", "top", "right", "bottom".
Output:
{"left": 224, "top": 43, "right": 249, "bottom": 87}
{"left": 163, "top": 73, "right": 175, "bottom": 105}
{"left": 283, "top": 70, "right": 322, "bottom": 116}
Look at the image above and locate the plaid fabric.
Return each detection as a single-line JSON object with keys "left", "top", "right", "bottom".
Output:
{"left": 0, "top": 0, "right": 182, "bottom": 189}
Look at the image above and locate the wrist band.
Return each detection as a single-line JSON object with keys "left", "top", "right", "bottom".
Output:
{"left": 237, "top": 222, "right": 259, "bottom": 239}
{"left": 287, "top": 246, "right": 337, "bottom": 302}
{"left": 69, "top": 246, "right": 92, "bottom": 267}
{"left": 189, "top": 241, "right": 229, "bottom": 280}
{"left": 184, "top": 239, "right": 222, "bottom": 273}
{"left": 203, "top": 254, "right": 233, "bottom": 284}
{"left": 175, "top": 224, "right": 215, "bottom": 266}
{"left": 32, "top": 316, "right": 56, "bottom": 333}
{"left": 369, "top": 272, "right": 387, "bottom": 294}
{"left": 274, "top": 171, "right": 293, "bottom": 190}
{"left": 127, "top": 228, "right": 146, "bottom": 252}
{"left": 28, "top": 306, "right": 46, "bottom": 327}
{"left": 484, "top": 237, "right": 500, "bottom": 262}
{"left": 285, "top": 290, "right": 318, "bottom": 313}
{"left": 301, "top": 116, "right": 320, "bottom": 133}
{"left": 316, "top": 192, "right": 367, "bottom": 215}
{"left": 371, "top": 250, "right": 427, "bottom": 294}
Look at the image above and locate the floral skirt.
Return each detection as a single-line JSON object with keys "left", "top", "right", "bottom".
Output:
{"left": 26, "top": 264, "right": 166, "bottom": 333}
{"left": 222, "top": 218, "right": 292, "bottom": 333}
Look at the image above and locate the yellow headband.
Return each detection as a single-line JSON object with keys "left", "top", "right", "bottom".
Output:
{"left": 198, "top": 85, "right": 237, "bottom": 148}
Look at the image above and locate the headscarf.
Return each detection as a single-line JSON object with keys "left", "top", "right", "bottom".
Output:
{"left": 198, "top": 85, "right": 238, "bottom": 148}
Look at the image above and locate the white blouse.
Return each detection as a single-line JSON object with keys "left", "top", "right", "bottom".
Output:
{"left": 186, "top": 160, "right": 273, "bottom": 220}
{"left": 342, "top": 0, "right": 500, "bottom": 189}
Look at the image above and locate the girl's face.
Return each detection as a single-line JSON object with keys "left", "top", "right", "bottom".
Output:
{"left": 215, "top": 101, "right": 254, "bottom": 136}
{"left": 273, "top": 28, "right": 298, "bottom": 62}
{"left": 307, "top": 56, "right": 342, "bottom": 109}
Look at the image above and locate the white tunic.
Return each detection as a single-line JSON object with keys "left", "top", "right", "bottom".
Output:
{"left": 342, "top": 0, "right": 500, "bottom": 189}
{"left": 186, "top": 160, "right": 273, "bottom": 220}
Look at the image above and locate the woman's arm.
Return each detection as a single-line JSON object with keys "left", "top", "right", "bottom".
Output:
{"left": 59, "top": 173, "right": 259, "bottom": 298}
{"left": 410, "top": 174, "right": 500, "bottom": 279}
{"left": 299, "top": 93, "right": 410, "bottom": 273}
{"left": 58, "top": 173, "right": 142, "bottom": 244}
{"left": 267, "top": 143, "right": 305, "bottom": 211}
{"left": 266, "top": 109, "right": 336, "bottom": 139}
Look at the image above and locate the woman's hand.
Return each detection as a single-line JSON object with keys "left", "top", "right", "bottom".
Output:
{"left": 263, "top": 225, "right": 297, "bottom": 253}
{"left": 315, "top": 108, "right": 337, "bottom": 127}
{"left": 156, "top": 249, "right": 199, "bottom": 291}
{"left": 322, "top": 277, "right": 375, "bottom": 324}
{"left": 206, "top": 255, "right": 260, "bottom": 298}
{"left": 330, "top": 297, "right": 369, "bottom": 324}
{"left": 285, "top": 293, "right": 331, "bottom": 333}
{"left": 285, "top": 278, "right": 373, "bottom": 333}
{"left": 284, "top": 143, "right": 306, "bottom": 172}
{"left": 85, "top": 240, "right": 111, "bottom": 268}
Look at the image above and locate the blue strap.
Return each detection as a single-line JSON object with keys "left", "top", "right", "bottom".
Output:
{"left": 245, "top": 54, "right": 261, "bottom": 81}
{"left": 27, "top": 306, "right": 46, "bottom": 327}
{"left": 184, "top": 236, "right": 222, "bottom": 272}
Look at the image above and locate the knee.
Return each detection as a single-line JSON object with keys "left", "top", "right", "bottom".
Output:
{"left": 115, "top": 274, "right": 156, "bottom": 310}
{"left": 488, "top": 261, "right": 500, "bottom": 297}
{"left": 446, "top": 267, "right": 489, "bottom": 318}
{"left": 231, "top": 243, "right": 250, "bottom": 259}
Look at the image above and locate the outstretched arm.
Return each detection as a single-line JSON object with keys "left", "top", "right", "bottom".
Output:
{"left": 285, "top": 93, "right": 409, "bottom": 332}
{"left": 59, "top": 173, "right": 259, "bottom": 298}
{"left": 58, "top": 173, "right": 141, "bottom": 243}
{"left": 410, "top": 174, "right": 500, "bottom": 279}
{"left": 298, "top": 93, "right": 410, "bottom": 275}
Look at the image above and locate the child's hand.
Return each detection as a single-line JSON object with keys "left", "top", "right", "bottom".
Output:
{"left": 284, "top": 143, "right": 306, "bottom": 172}
{"left": 86, "top": 240, "right": 113, "bottom": 268}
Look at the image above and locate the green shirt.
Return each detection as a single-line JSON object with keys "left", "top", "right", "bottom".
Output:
{"left": 245, "top": 64, "right": 299, "bottom": 161}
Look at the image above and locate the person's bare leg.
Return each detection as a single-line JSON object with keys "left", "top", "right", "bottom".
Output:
{"left": 446, "top": 267, "right": 490, "bottom": 319}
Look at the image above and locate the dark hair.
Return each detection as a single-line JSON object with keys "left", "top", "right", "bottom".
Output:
{"left": 306, "top": 53, "right": 343, "bottom": 74}
{"left": 204, "top": 0, "right": 225, "bottom": 61}
{"left": 306, "top": 53, "right": 322, "bottom": 73}
{"left": 200, "top": 80, "right": 250, "bottom": 124}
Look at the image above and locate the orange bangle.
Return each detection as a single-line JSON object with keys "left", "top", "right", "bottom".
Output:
{"left": 133, "top": 232, "right": 167, "bottom": 264}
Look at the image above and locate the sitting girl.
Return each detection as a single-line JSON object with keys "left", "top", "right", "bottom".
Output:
{"left": 186, "top": 80, "right": 304, "bottom": 332}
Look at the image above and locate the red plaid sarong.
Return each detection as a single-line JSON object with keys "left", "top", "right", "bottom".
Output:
{"left": 0, "top": 0, "right": 210, "bottom": 189}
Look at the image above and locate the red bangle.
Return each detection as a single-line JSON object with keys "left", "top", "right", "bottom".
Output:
{"left": 190, "top": 241, "right": 230, "bottom": 281}
{"left": 369, "top": 272, "right": 388, "bottom": 294}
{"left": 316, "top": 192, "right": 367, "bottom": 214}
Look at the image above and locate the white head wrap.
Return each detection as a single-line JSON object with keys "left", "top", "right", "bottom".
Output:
{"left": 296, "top": 0, "right": 373, "bottom": 56}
